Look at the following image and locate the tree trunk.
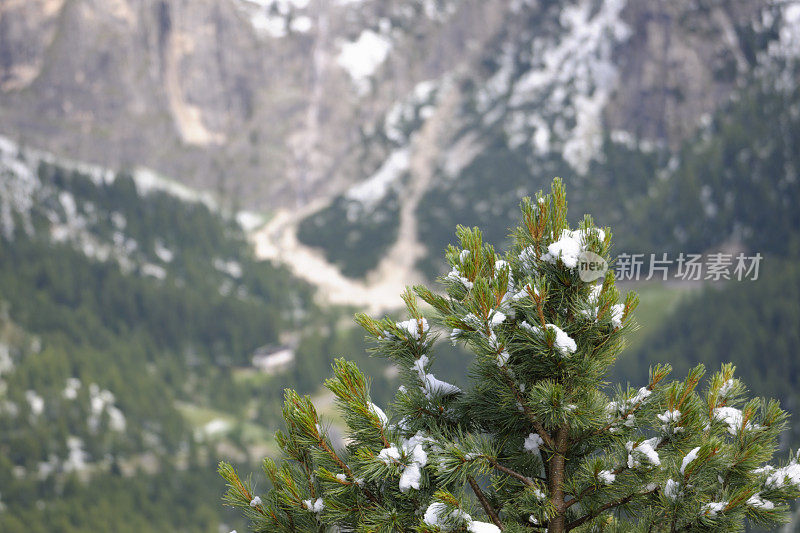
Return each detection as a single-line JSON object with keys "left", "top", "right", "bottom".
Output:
{"left": 548, "top": 427, "right": 569, "bottom": 532}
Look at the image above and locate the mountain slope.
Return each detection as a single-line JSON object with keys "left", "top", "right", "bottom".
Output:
{"left": 619, "top": 259, "right": 800, "bottom": 446}
{"left": 0, "top": 0, "right": 778, "bottom": 214}
{"left": 287, "top": 0, "right": 796, "bottom": 281}
{"left": 0, "top": 0, "right": 501, "bottom": 208}
{"left": 0, "top": 137, "right": 316, "bottom": 531}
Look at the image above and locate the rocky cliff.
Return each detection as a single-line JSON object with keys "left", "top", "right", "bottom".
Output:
{"left": 0, "top": 0, "right": 783, "bottom": 211}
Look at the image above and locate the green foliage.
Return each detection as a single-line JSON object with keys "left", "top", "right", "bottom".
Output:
{"left": 617, "top": 74, "right": 800, "bottom": 256}
{"left": 222, "top": 179, "right": 800, "bottom": 532}
{"left": 0, "top": 162, "right": 316, "bottom": 531}
{"left": 0, "top": 238, "right": 286, "bottom": 365}
{"left": 413, "top": 57, "right": 800, "bottom": 278}
{"left": 297, "top": 191, "right": 401, "bottom": 278}
{"left": 415, "top": 133, "right": 662, "bottom": 280}
{"left": 620, "top": 258, "right": 800, "bottom": 440}
{"left": 0, "top": 460, "right": 243, "bottom": 533}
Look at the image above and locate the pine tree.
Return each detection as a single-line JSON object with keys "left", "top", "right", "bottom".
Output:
{"left": 220, "top": 178, "right": 800, "bottom": 532}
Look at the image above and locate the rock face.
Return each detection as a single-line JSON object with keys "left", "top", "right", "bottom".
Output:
{"left": 0, "top": 0, "right": 779, "bottom": 210}
{"left": 608, "top": 0, "right": 762, "bottom": 143}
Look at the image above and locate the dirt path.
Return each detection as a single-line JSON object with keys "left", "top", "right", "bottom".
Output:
{"left": 252, "top": 83, "right": 458, "bottom": 314}
{"left": 361, "top": 81, "right": 459, "bottom": 299}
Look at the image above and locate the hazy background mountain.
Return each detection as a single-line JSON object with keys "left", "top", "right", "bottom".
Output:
{"left": 1, "top": 0, "right": 800, "bottom": 530}
{"left": 0, "top": 0, "right": 778, "bottom": 209}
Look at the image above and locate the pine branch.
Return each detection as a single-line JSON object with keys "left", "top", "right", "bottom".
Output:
{"left": 533, "top": 292, "right": 548, "bottom": 328}
{"left": 565, "top": 487, "right": 657, "bottom": 531}
{"left": 316, "top": 434, "right": 380, "bottom": 505}
{"left": 499, "top": 370, "right": 554, "bottom": 449}
{"left": 566, "top": 438, "right": 671, "bottom": 510}
{"left": 468, "top": 476, "right": 504, "bottom": 530}
{"left": 299, "top": 459, "right": 317, "bottom": 498}
{"left": 586, "top": 376, "right": 662, "bottom": 439}
{"left": 486, "top": 456, "right": 536, "bottom": 486}
{"left": 564, "top": 485, "right": 596, "bottom": 511}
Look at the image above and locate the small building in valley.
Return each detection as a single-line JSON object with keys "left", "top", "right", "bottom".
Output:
{"left": 251, "top": 345, "right": 295, "bottom": 374}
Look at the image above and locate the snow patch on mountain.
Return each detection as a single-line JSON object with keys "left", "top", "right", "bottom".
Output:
{"left": 0, "top": 344, "right": 13, "bottom": 377}
{"left": 25, "top": 390, "right": 44, "bottom": 417}
{"left": 345, "top": 149, "right": 410, "bottom": 209}
{"left": 63, "top": 436, "right": 90, "bottom": 473}
{"left": 337, "top": 30, "right": 393, "bottom": 94}
{"left": 769, "top": 3, "right": 800, "bottom": 60}
{"left": 131, "top": 167, "right": 216, "bottom": 208}
{"left": 239, "top": 0, "right": 312, "bottom": 38}
{"left": 0, "top": 135, "right": 265, "bottom": 298}
{"left": 485, "top": 0, "right": 631, "bottom": 173}
{"left": 384, "top": 80, "right": 439, "bottom": 145}
{"left": 214, "top": 258, "right": 244, "bottom": 279}
{"left": 0, "top": 137, "right": 37, "bottom": 239}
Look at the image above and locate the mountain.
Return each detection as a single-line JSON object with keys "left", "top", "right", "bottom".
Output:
{"left": 4, "top": 0, "right": 796, "bottom": 288}
{"left": 0, "top": 132, "right": 425, "bottom": 530}
{"left": 270, "top": 0, "right": 797, "bottom": 282}
{"left": 0, "top": 0, "right": 779, "bottom": 211}
{"left": 0, "top": 0, "right": 499, "bottom": 208}
{"left": 0, "top": 136, "right": 319, "bottom": 531}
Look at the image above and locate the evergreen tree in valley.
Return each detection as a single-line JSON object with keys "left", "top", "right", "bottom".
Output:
{"left": 221, "top": 179, "right": 800, "bottom": 532}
